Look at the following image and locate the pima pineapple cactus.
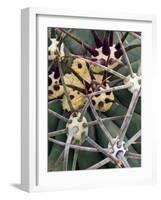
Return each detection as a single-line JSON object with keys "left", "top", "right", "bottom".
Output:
{"left": 48, "top": 27, "right": 141, "bottom": 171}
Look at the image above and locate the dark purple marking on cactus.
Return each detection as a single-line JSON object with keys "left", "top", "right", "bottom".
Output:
{"left": 53, "top": 85, "right": 60, "bottom": 91}
{"left": 78, "top": 63, "right": 82, "bottom": 69}
{"left": 98, "top": 101, "right": 104, "bottom": 108}
{"left": 91, "top": 30, "right": 103, "bottom": 48}
{"left": 54, "top": 68, "right": 60, "bottom": 79}
{"left": 48, "top": 77, "right": 52, "bottom": 86}
{"left": 105, "top": 98, "right": 112, "bottom": 104}
{"left": 70, "top": 95, "right": 74, "bottom": 100}
{"left": 109, "top": 32, "right": 113, "bottom": 47}
{"left": 48, "top": 90, "right": 53, "bottom": 95}
{"left": 48, "top": 69, "right": 52, "bottom": 75}
{"left": 108, "top": 58, "right": 114, "bottom": 65}
{"left": 95, "top": 93, "right": 101, "bottom": 97}
{"left": 106, "top": 92, "right": 111, "bottom": 95}
{"left": 59, "top": 79, "right": 62, "bottom": 85}
{"left": 48, "top": 50, "right": 51, "bottom": 56}
{"left": 102, "top": 39, "right": 110, "bottom": 56}
{"left": 91, "top": 58, "right": 97, "bottom": 62}
{"left": 92, "top": 99, "right": 96, "bottom": 105}
{"left": 98, "top": 58, "right": 106, "bottom": 66}
{"left": 115, "top": 43, "right": 121, "bottom": 50}
{"left": 114, "top": 49, "right": 123, "bottom": 59}
{"left": 86, "top": 46, "right": 99, "bottom": 57}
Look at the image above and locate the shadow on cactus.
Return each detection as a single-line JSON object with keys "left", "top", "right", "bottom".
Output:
{"left": 48, "top": 27, "right": 141, "bottom": 171}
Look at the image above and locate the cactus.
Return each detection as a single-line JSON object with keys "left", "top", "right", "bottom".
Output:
{"left": 48, "top": 28, "right": 141, "bottom": 171}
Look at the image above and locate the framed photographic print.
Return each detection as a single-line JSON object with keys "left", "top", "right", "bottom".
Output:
{"left": 21, "top": 8, "right": 156, "bottom": 192}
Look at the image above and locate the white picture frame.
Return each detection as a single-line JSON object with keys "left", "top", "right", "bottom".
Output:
{"left": 21, "top": 7, "right": 157, "bottom": 192}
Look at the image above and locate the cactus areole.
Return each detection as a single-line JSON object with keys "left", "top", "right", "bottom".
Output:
{"left": 124, "top": 73, "right": 141, "bottom": 94}
{"left": 108, "top": 138, "right": 128, "bottom": 160}
{"left": 66, "top": 112, "right": 88, "bottom": 145}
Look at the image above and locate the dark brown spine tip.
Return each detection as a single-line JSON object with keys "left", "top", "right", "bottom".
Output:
{"left": 115, "top": 43, "right": 121, "bottom": 50}
{"left": 85, "top": 61, "right": 91, "bottom": 71}
{"left": 109, "top": 32, "right": 113, "bottom": 47}
{"left": 102, "top": 39, "right": 110, "bottom": 56}
{"left": 84, "top": 81, "right": 91, "bottom": 91}
{"left": 116, "top": 32, "right": 128, "bottom": 50}
{"left": 114, "top": 49, "right": 123, "bottom": 59}
{"left": 102, "top": 76, "right": 107, "bottom": 86}
{"left": 122, "top": 32, "right": 129, "bottom": 43}
{"left": 91, "top": 30, "right": 103, "bottom": 48}
{"left": 86, "top": 47, "right": 99, "bottom": 57}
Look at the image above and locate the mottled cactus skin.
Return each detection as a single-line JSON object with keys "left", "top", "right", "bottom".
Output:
{"left": 48, "top": 28, "right": 141, "bottom": 171}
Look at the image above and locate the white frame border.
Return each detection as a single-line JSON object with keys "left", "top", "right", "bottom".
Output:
{"left": 21, "top": 7, "right": 157, "bottom": 192}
